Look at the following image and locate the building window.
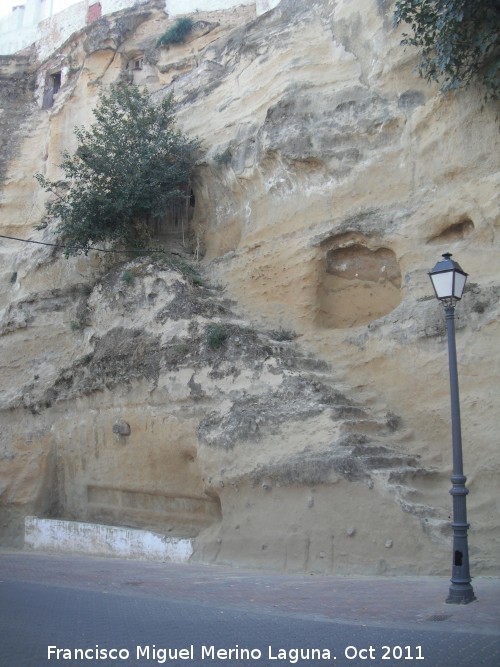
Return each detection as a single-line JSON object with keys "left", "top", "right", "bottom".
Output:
{"left": 42, "top": 71, "right": 61, "bottom": 109}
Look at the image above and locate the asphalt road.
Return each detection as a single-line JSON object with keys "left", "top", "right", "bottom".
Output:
{"left": 0, "top": 552, "right": 499, "bottom": 667}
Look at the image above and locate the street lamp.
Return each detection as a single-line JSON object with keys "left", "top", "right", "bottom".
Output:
{"left": 429, "top": 252, "right": 476, "bottom": 604}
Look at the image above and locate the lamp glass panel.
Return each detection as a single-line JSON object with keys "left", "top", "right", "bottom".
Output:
{"left": 431, "top": 271, "right": 454, "bottom": 299}
{"left": 453, "top": 272, "right": 467, "bottom": 299}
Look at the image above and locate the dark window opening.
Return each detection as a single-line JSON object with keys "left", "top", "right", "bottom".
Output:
{"left": 42, "top": 71, "right": 62, "bottom": 109}
{"left": 52, "top": 71, "right": 61, "bottom": 95}
{"left": 150, "top": 189, "right": 195, "bottom": 241}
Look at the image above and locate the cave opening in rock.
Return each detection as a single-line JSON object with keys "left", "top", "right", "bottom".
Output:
{"left": 149, "top": 188, "right": 196, "bottom": 243}
{"left": 42, "top": 71, "right": 61, "bottom": 109}
{"left": 317, "top": 243, "right": 402, "bottom": 329}
{"left": 428, "top": 217, "right": 475, "bottom": 244}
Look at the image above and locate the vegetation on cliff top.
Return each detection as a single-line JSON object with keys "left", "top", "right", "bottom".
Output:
{"left": 36, "top": 85, "right": 200, "bottom": 256}
{"left": 394, "top": 0, "right": 500, "bottom": 101}
{"left": 157, "top": 17, "right": 194, "bottom": 47}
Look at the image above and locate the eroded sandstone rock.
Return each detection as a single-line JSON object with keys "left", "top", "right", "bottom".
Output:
{"left": 0, "top": 0, "right": 498, "bottom": 573}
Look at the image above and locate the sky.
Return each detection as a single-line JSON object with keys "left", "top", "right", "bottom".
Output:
{"left": 0, "top": 0, "right": 78, "bottom": 19}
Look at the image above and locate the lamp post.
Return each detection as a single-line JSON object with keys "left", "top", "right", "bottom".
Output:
{"left": 429, "top": 253, "right": 476, "bottom": 604}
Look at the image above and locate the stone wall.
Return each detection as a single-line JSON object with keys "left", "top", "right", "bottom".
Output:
{"left": 0, "top": 0, "right": 498, "bottom": 574}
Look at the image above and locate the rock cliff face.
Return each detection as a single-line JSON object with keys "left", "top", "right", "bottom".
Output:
{"left": 0, "top": 0, "right": 498, "bottom": 574}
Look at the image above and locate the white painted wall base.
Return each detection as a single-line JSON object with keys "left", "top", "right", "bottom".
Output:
{"left": 24, "top": 516, "right": 193, "bottom": 562}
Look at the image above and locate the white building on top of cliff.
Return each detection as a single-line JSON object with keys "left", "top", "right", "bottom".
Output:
{"left": 0, "top": 0, "right": 281, "bottom": 58}
{"left": 0, "top": 1, "right": 153, "bottom": 56}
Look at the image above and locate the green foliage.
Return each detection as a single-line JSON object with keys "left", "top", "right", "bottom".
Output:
{"left": 172, "top": 257, "right": 203, "bottom": 285}
{"left": 206, "top": 323, "right": 229, "bottom": 349}
{"left": 213, "top": 148, "right": 232, "bottom": 166}
{"left": 270, "top": 327, "right": 296, "bottom": 342}
{"left": 36, "top": 85, "right": 200, "bottom": 256}
{"left": 70, "top": 320, "right": 84, "bottom": 331}
{"left": 80, "top": 353, "right": 94, "bottom": 365}
{"left": 9, "top": 271, "right": 17, "bottom": 284}
{"left": 121, "top": 270, "right": 135, "bottom": 285}
{"left": 160, "top": 254, "right": 204, "bottom": 285}
{"left": 394, "top": 1, "right": 500, "bottom": 100}
{"left": 157, "top": 17, "right": 194, "bottom": 47}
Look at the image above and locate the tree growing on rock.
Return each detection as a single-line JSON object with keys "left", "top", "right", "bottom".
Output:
{"left": 394, "top": 0, "right": 500, "bottom": 101}
{"left": 36, "top": 85, "right": 200, "bottom": 255}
